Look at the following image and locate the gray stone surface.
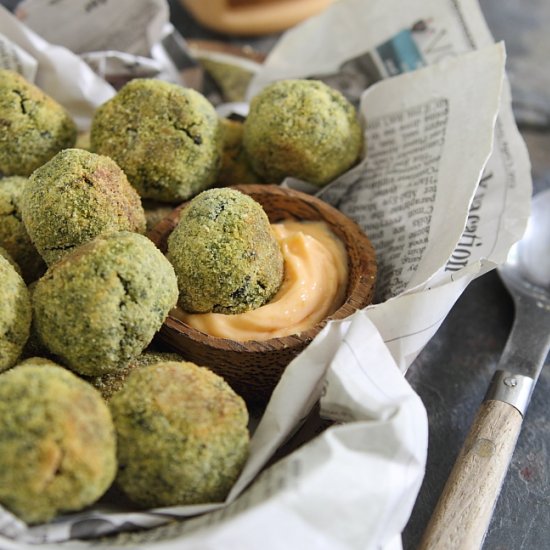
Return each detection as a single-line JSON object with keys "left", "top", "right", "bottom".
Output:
{"left": 480, "top": 0, "right": 550, "bottom": 128}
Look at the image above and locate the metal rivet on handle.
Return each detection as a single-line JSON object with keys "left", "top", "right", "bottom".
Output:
{"left": 486, "top": 371, "right": 535, "bottom": 416}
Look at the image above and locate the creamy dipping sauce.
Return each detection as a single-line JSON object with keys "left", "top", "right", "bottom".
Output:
{"left": 171, "top": 220, "right": 348, "bottom": 341}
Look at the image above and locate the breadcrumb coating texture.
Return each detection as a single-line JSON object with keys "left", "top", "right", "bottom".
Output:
{"left": 19, "top": 281, "right": 50, "bottom": 361}
{"left": 109, "top": 361, "right": 249, "bottom": 507}
{"left": 0, "top": 245, "right": 21, "bottom": 275}
{"left": 0, "top": 176, "right": 46, "bottom": 282}
{"left": 0, "top": 360, "right": 117, "bottom": 524}
{"left": 32, "top": 231, "right": 178, "bottom": 376}
{"left": 0, "top": 69, "right": 76, "bottom": 177}
{"left": 243, "top": 79, "right": 363, "bottom": 186}
{"left": 167, "top": 188, "right": 283, "bottom": 314}
{"left": 90, "top": 79, "right": 222, "bottom": 202}
{"left": 84, "top": 350, "right": 184, "bottom": 400}
{"left": 218, "top": 118, "right": 258, "bottom": 186}
{"left": 0, "top": 254, "right": 31, "bottom": 372}
{"left": 21, "top": 149, "right": 146, "bottom": 266}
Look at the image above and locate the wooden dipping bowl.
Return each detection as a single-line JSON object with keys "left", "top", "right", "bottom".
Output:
{"left": 148, "top": 184, "right": 377, "bottom": 403}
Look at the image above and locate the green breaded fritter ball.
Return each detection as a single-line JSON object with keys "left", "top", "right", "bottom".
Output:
{"left": 32, "top": 231, "right": 178, "bottom": 376}
{"left": 0, "top": 176, "right": 46, "bottom": 282}
{"left": 84, "top": 350, "right": 184, "bottom": 401}
{"left": 109, "top": 361, "right": 249, "bottom": 507}
{"left": 20, "top": 149, "right": 147, "bottom": 266}
{"left": 0, "top": 360, "right": 117, "bottom": 524}
{"left": 90, "top": 79, "right": 222, "bottom": 203}
{"left": 243, "top": 79, "right": 363, "bottom": 186}
{"left": 0, "top": 69, "right": 77, "bottom": 177}
{"left": 0, "top": 254, "right": 31, "bottom": 372}
{"left": 167, "top": 188, "right": 283, "bottom": 314}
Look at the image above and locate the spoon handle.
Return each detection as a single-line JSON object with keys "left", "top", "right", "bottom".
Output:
{"left": 418, "top": 398, "right": 523, "bottom": 550}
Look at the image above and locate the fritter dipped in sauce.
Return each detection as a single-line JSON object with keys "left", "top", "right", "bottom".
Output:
{"left": 167, "top": 188, "right": 284, "bottom": 314}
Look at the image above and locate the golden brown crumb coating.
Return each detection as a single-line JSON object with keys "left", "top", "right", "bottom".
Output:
{"left": 167, "top": 188, "right": 283, "bottom": 314}
{"left": 90, "top": 79, "right": 222, "bottom": 203}
{"left": 217, "top": 118, "right": 259, "bottom": 186}
{"left": 109, "top": 361, "right": 249, "bottom": 507}
{"left": 32, "top": 231, "right": 178, "bottom": 376}
{"left": 0, "top": 176, "right": 46, "bottom": 282}
{"left": 0, "top": 360, "right": 117, "bottom": 524}
{"left": 243, "top": 79, "right": 363, "bottom": 186}
{"left": 84, "top": 350, "right": 184, "bottom": 400}
{"left": 21, "top": 148, "right": 146, "bottom": 266}
{"left": 0, "top": 69, "right": 76, "bottom": 177}
{"left": 0, "top": 254, "right": 31, "bottom": 372}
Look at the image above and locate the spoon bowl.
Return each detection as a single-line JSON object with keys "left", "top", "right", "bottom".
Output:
{"left": 499, "top": 188, "right": 550, "bottom": 304}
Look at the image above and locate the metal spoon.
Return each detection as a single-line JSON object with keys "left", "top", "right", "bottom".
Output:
{"left": 420, "top": 189, "right": 550, "bottom": 550}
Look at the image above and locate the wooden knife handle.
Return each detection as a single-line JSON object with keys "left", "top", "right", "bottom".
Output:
{"left": 419, "top": 399, "right": 523, "bottom": 550}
